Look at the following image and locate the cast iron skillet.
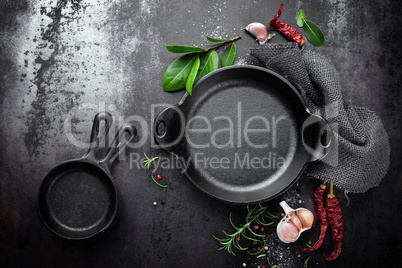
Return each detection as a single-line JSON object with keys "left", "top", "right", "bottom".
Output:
{"left": 154, "top": 65, "right": 332, "bottom": 204}
{"left": 37, "top": 112, "right": 136, "bottom": 239}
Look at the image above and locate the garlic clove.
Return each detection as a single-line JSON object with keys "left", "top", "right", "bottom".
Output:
{"left": 296, "top": 208, "right": 314, "bottom": 230}
{"left": 277, "top": 221, "right": 299, "bottom": 243}
{"left": 245, "top": 22, "right": 268, "bottom": 45}
{"left": 289, "top": 211, "right": 303, "bottom": 231}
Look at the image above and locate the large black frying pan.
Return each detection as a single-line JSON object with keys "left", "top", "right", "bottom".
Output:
{"left": 154, "top": 65, "right": 332, "bottom": 204}
{"left": 37, "top": 112, "right": 136, "bottom": 239}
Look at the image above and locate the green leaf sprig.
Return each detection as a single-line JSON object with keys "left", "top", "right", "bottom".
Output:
{"left": 213, "top": 204, "right": 278, "bottom": 256}
{"left": 142, "top": 153, "right": 159, "bottom": 169}
{"left": 163, "top": 35, "right": 241, "bottom": 95}
{"left": 297, "top": 8, "right": 325, "bottom": 47}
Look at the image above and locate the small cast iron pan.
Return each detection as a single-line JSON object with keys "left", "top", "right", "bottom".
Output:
{"left": 154, "top": 65, "right": 332, "bottom": 204}
{"left": 37, "top": 112, "right": 136, "bottom": 239}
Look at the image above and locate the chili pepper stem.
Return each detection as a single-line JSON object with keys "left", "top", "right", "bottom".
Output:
{"left": 328, "top": 183, "right": 335, "bottom": 199}
{"left": 300, "top": 41, "right": 305, "bottom": 51}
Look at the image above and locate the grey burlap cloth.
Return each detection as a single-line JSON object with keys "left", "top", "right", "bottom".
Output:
{"left": 249, "top": 43, "right": 390, "bottom": 193}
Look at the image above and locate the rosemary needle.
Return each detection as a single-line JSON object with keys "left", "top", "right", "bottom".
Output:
{"left": 152, "top": 175, "right": 167, "bottom": 188}
{"left": 142, "top": 153, "right": 159, "bottom": 169}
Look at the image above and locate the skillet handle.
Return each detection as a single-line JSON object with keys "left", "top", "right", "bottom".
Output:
{"left": 83, "top": 112, "right": 113, "bottom": 160}
{"left": 302, "top": 114, "right": 333, "bottom": 162}
{"left": 153, "top": 106, "right": 185, "bottom": 151}
{"left": 99, "top": 124, "right": 136, "bottom": 172}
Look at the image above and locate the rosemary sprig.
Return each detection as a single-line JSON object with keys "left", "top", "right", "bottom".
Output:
{"left": 213, "top": 204, "right": 278, "bottom": 256}
{"left": 142, "top": 153, "right": 159, "bottom": 169}
{"left": 249, "top": 241, "right": 266, "bottom": 256}
{"left": 304, "top": 257, "right": 310, "bottom": 268}
{"left": 256, "top": 254, "right": 277, "bottom": 268}
{"left": 152, "top": 175, "right": 167, "bottom": 188}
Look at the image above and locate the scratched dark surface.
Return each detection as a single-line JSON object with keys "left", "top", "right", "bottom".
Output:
{"left": 0, "top": 0, "right": 401, "bottom": 267}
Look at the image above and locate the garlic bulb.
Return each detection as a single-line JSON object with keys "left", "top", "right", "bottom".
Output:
{"left": 245, "top": 22, "right": 269, "bottom": 45}
{"left": 277, "top": 201, "right": 314, "bottom": 243}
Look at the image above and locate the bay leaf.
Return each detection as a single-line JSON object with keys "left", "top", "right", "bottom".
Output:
{"left": 163, "top": 53, "right": 199, "bottom": 91}
{"left": 220, "top": 42, "right": 236, "bottom": 67}
{"left": 297, "top": 9, "right": 305, "bottom": 27}
{"left": 166, "top": 45, "right": 206, "bottom": 53}
{"left": 206, "top": 36, "right": 234, "bottom": 42}
{"left": 195, "top": 50, "right": 219, "bottom": 81}
{"left": 186, "top": 55, "right": 200, "bottom": 95}
{"left": 302, "top": 19, "right": 325, "bottom": 47}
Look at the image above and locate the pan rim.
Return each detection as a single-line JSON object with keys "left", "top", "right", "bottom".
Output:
{"left": 178, "top": 65, "right": 312, "bottom": 115}
{"left": 36, "top": 159, "right": 118, "bottom": 240}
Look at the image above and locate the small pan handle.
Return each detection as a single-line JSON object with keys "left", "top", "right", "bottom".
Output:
{"left": 302, "top": 114, "right": 333, "bottom": 162}
{"left": 83, "top": 112, "right": 113, "bottom": 161}
{"left": 153, "top": 106, "right": 185, "bottom": 151}
{"left": 99, "top": 124, "right": 136, "bottom": 172}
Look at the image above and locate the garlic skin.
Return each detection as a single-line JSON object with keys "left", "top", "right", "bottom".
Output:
{"left": 276, "top": 201, "right": 314, "bottom": 243}
{"left": 245, "top": 22, "right": 268, "bottom": 45}
{"left": 296, "top": 209, "right": 314, "bottom": 230}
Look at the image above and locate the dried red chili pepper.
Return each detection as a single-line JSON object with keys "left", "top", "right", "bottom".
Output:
{"left": 302, "top": 183, "right": 327, "bottom": 251}
{"left": 269, "top": 3, "right": 305, "bottom": 50}
{"left": 323, "top": 183, "right": 343, "bottom": 261}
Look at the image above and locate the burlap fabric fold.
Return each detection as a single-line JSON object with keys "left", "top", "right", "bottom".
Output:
{"left": 249, "top": 43, "right": 390, "bottom": 193}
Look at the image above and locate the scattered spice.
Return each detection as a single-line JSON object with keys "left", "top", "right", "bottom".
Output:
{"left": 152, "top": 175, "right": 167, "bottom": 188}
{"left": 302, "top": 183, "right": 327, "bottom": 251}
{"left": 161, "top": 199, "right": 166, "bottom": 205}
{"left": 156, "top": 175, "right": 162, "bottom": 180}
{"left": 323, "top": 183, "right": 343, "bottom": 261}
{"left": 269, "top": 4, "right": 305, "bottom": 50}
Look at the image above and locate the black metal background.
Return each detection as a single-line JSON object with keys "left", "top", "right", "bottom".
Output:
{"left": 0, "top": 0, "right": 401, "bottom": 267}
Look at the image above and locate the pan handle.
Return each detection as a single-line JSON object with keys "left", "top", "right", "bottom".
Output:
{"left": 99, "top": 124, "right": 136, "bottom": 172}
{"left": 153, "top": 106, "right": 185, "bottom": 151}
{"left": 302, "top": 114, "right": 333, "bottom": 162}
{"left": 83, "top": 112, "right": 114, "bottom": 161}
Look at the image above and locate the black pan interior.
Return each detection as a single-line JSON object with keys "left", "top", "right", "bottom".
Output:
{"left": 172, "top": 66, "right": 311, "bottom": 203}
{"left": 37, "top": 161, "right": 117, "bottom": 239}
